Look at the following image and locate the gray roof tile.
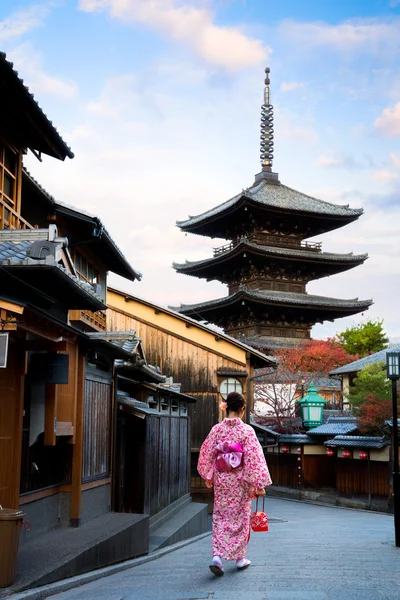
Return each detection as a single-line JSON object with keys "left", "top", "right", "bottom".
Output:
{"left": 324, "top": 435, "right": 389, "bottom": 449}
{"left": 175, "top": 287, "right": 373, "bottom": 311}
{"left": 174, "top": 240, "right": 367, "bottom": 270}
{"left": 177, "top": 179, "right": 363, "bottom": 228}
{"left": 308, "top": 418, "right": 358, "bottom": 436}
{"left": 330, "top": 346, "right": 400, "bottom": 374}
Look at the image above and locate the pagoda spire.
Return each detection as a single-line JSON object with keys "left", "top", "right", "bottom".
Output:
{"left": 260, "top": 67, "right": 274, "bottom": 171}
{"left": 255, "top": 67, "right": 279, "bottom": 183}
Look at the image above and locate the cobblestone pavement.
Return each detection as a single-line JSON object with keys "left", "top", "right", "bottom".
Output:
{"left": 47, "top": 498, "right": 399, "bottom": 600}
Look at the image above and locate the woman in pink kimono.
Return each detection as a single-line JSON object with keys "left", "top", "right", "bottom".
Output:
{"left": 198, "top": 391, "right": 272, "bottom": 576}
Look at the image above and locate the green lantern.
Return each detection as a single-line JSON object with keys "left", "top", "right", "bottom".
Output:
{"left": 297, "top": 382, "right": 327, "bottom": 429}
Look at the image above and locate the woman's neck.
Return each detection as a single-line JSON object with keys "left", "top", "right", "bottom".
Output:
{"left": 226, "top": 412, "right": 243, "bottom": 419}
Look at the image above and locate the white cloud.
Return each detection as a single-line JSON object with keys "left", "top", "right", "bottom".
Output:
{"left": 374, "top": 102, "right": 400, "bottom": 137}
{"left": 78, "top": 0, "right": 270, "bottom": 72}
{"left": 6, "top": 44, "right": 77, "bottom": 99}
{"left": 280, "top": 81, "right": 303, "bottom": 93}
{"left": 280, "top": 18, "right": 400, "bottom": 54}
{"left": 0, "top": 3, "right": 54, "bottom": 42}
{"left": 372, "top": 169, "right": 398, "bottom": 183}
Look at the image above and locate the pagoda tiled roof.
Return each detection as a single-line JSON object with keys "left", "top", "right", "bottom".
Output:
{"left": 173, "top": 287, "right": 373, "bottom": 312}
{"left": 173, "top": 239, "right": 367, "bottom": 270}
{"left": 177, "top": 179, "right": 363, "bottom": 229}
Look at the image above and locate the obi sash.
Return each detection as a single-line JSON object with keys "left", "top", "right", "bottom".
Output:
{"left": 215, "top": 441, "right": 243, "bottom": 472}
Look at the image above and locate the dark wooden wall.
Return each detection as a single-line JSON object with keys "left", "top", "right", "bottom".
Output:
{"left": 303, "top": 456, "right": 336, "bottom": 489}
{"left": 336, "top": 460, "right": 389, "bottom": 497}
{"left": 82, "top": 379, "right": 112, "bottom": 481}
{"left": 144, "top": 415, "right": 190, "bottom": 515}
{"left": 266, "top": 451, "right": 389, "bottom": 498}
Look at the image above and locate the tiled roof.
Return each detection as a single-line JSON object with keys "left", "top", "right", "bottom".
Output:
{"left": 177, "top": 179, "right": 363, "bottom": 229}
{"left": 0, "top": 232, "right": 104, "bottom": 307}
{"left": 174, "top": 287, "right": 373, "bottom": 312}
{"left": 329, "top": 346, "right": 400, "bottom": 375}
{"left": 308, "top": 417, "right": 358, "bottom": 436}
{"left": 0, "top": 52, "right": 74, "bottom": 160}
{"left": 173, "top": 240, "right": 367, "bottom": 270}
{"left": 324, "top": 435, "right": 389, "bottom": 449}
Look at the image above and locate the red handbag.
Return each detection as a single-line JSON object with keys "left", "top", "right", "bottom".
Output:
{"left": 251, "top": 495, "right": 269, "bottom": 532}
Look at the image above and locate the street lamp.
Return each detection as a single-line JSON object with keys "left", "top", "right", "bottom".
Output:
{"left": 297, "top": 382, "right": 327, "bottom": 429}
{"left": 386, "top": 351, "right": 400, "bottom": 548}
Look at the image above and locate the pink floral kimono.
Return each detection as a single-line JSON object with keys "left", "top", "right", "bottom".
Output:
{"left": 198, "top": 418, "right": 272, "bottom": 560}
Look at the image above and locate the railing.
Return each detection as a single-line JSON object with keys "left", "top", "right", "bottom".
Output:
{"left": 0, "top": 200, "right": 34, "bottom": 230}
{"left": 69, "top": 309, "right": 107, "bottom": 331}
{"left": 213, "top": 234, "right": 322, "bottom": 256}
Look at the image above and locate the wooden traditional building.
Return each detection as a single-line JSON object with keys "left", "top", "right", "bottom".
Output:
{"left": 173, "top": 68, "right": 372, "bottom": 351}
{"left": 106, "top": 287, "right": 276, "bottom": 496}
{"left": 0, "top": 51, "right": 202, "bottom": 589}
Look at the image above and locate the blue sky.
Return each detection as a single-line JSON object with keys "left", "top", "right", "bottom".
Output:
{"left": 1, "top": 0, "right": 400, "bottom": 341}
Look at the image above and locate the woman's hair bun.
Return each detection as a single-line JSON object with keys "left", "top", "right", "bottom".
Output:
{"left": 226, "top": 391, "right": 246, "bottom": 413}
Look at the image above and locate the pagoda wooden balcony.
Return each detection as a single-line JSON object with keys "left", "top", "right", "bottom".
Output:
{"left": 0, "top": 201, "right": 33, "bottom": 230}
{"left": 213, "top": 234, "right": 322, "bottom": 257}
{"left": 69, "top": 309, "right": 107, "bottom": 332}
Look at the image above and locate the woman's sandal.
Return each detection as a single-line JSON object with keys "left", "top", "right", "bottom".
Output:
{"left": 236, "top": 558, "right": 251, "bottom": 570}
{"left": 209, "top": 563, "right": 224, "bottom": 576}
{"left": 209, "top": 557, "right": 224, "bottom": 577}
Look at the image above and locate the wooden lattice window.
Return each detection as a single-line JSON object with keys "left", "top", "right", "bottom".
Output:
{"left": 72, "top": 250, "right": 99, "bottom": 285}
{"left": 0, "top": 141, "right": 19, "bottom": 230}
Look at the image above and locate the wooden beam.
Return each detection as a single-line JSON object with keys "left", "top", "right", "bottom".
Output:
{"left": 70, "top": 352, "right": 85, "bottom": 527}
{"left": 24, "top": 340, "right": 68, "bottom": 352}
{"left": 0, "top": 299, "right": 24, "bottom": 314}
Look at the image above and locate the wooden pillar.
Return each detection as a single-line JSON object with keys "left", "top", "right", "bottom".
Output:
{"left": 70, "top": 352, "right": 85, "bottom": 527}
{"left": 11, "top": 340, "right": 26, "bottom": 508}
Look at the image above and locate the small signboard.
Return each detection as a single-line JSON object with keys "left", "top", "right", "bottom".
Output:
{"left": 0, "top": 333, "right": 9, "bottom": 368}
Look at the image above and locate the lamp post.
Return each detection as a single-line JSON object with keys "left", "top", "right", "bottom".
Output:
{"left": 386, "top": 351, "right": 400, "bottom": 547}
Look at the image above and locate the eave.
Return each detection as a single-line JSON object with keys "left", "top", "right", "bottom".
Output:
{"left": 173, "top": 240, "right": 368, "bottom": 282}
{"left": 177, "top": 180, "right": 363, "bottom": 239}
{"left": 4, "top": 264, "right": 106, "bottom": 311}
{"left": 173, "top": 288, "right": 373, "bottom": 324}
{"left": 0, "top": 52, "right": 73, "bottom": 160}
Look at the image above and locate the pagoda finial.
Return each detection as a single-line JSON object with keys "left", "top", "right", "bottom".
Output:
{"left": 260, "top": 66, "right": 274, "bottom": 171}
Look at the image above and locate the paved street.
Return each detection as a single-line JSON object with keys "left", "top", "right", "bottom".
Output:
{"left": 46, "top": 498, "right": 399, "bottom": 600}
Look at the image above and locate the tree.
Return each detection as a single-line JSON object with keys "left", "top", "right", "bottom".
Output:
{"left": 347, "top": 362, "right": 391, "bottom": 411}
{"left": 357, "top": 394, "right": 393, "bottom": 435}
{"left": 336, "top": 319, "right": 389, "bottom": 357}
{"left": 253, "top": 339, "right": 358, "bottom": 432}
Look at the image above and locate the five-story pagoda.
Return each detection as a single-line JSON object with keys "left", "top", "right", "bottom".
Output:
{"left": 173, "top": 68, "right": 372, "bottom": 350}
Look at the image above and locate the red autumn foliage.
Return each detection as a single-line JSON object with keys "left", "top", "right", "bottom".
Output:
{"left": 357, "top": 393, "right": 394, "bottom": 435}
{"left": 253, "top": 339, "right": 358, "bottom": 433}
{"left": 272, "top": 339, "right": 359, "bottom": 375}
